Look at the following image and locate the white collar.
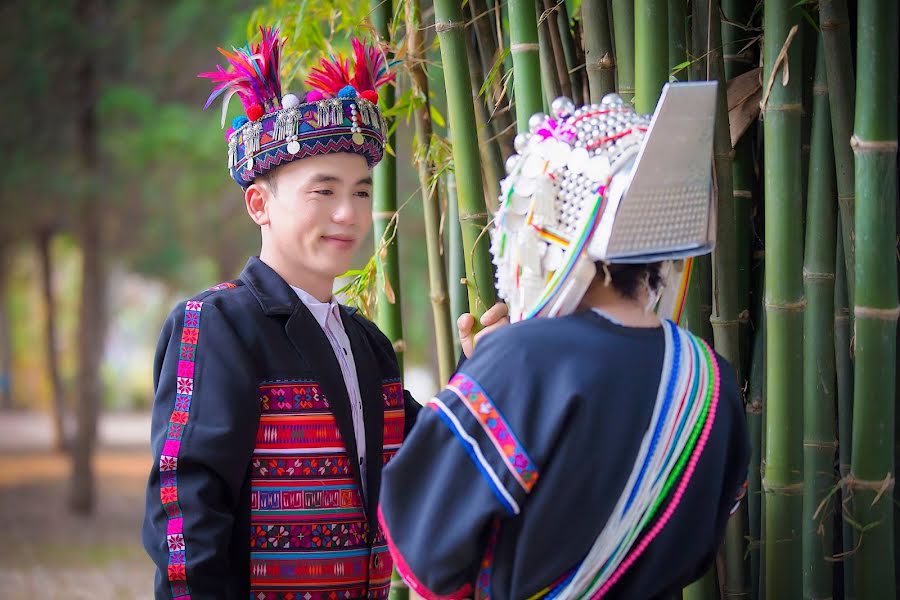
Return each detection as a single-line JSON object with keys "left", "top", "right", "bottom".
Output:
{"left": 290, "top": 285, "right": 339, "bottom": 329}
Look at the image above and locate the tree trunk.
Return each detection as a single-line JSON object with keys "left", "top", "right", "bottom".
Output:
{"left": 611, "top": 0, "right": 636, "bottom": 104}
{"left": 70, "top": 0, "right": 107, "bottom": 516}
{"left": 37, "top": 227, "right": 68, "bottom": 452}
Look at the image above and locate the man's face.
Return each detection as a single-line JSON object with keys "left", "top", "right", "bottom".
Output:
{"left": 260, "top": 152, "right": 373, "bottom": 282}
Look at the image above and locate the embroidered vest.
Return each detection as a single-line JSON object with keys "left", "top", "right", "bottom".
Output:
{"left": 250, "top": 378, "right": 405, "bottom": 599}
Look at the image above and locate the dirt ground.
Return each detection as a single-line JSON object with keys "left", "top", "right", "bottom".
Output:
{"left": 0, "top": 414, "right": 154, "bottom": 599}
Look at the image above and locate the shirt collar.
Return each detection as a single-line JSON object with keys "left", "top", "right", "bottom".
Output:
{"left": 290, "top": 284, "right": 340, "bottom": 328}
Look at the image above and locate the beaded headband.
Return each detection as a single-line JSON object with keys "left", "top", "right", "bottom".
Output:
{"left": 491, "top": 82, "right": 719, "bottom": 322}
{"left": 199, "top": 28, "right": 393, "bottom": 188}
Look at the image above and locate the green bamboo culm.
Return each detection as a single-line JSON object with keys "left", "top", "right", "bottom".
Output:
{"left": 582, "top": 0, "right": 616, "bottom": 101}
{"left": 370, "top": 0, "right": 403, "bottom": 368}
{"left": 747, "top": 294, "right": 765, "bottom": 600}
{"left": 762, "top": 2, "right": 805, "bottom": 598}
{"left": 405, "top": 0, "right": 455, "bottom": 384}
{"left": 833, "top": 224, "right": 854, "bottom": 597}
{"left": 693, "top": 1, "right": 748, "bottom": 596}
{"left": 801, "top": 35, "right": 837, "bottom": 600}
{"left": 667, "top": 0, "right": 688, "bottom": 82}
{"left": 433, "top": 0, "right": 497, "bottom": 319}
{"left": 818, "top": 0, "right": 856, "bottom": 309}
{"left": 611, "top": 0, "right": 636, "bottom": 104}
{"left": 508, "top": 0, "right": 543, "bottom": 130}
{"left": 849, "top": 1, "right": 899, "bottom": 597}
{"left": 634, "top": 0, "right": 668, "bottom": 114}
{"left": 446, "top": 169, "right": 467, "bottom": 360}
{"left": 553, "top": 0, "right": 582, "bottom": 104}
{"left": 721, "top": 0, "right": 755, "bottom": 378}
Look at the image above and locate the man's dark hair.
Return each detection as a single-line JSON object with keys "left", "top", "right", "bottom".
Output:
{"left": 255, "top": 169, "right": 279, "bottom": 194}
{"left": 601, "top": 262, "right": 664, "bottom": 300}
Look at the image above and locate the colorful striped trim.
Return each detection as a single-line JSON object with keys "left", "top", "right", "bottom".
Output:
{"left": 446, "top": 373, "right": 539, "bottom": 493}
{"left": 427, "top": 398, "right": 520, "bottom": 515}
{"left": 475, "top": 519, "right": 501, "bottom": 600}
{"left": 378, "top": 505, "right": 474, "bottom": 600}
{"left": 159, "top": 301, "right": 205, "bottom": 599}
{"left": 593, "top": 337, "right": 720, "bottom": 598}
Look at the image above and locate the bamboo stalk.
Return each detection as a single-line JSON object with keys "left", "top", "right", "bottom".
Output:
{"left": 693, "top": 1, "right": 748, "bottom": 596}
{"left": 508, "top": 0, "right": 544, "bottom": 130}
{"left": 433, "top": 0, "right": 497, "bottom": 318}
{"left": 555, "top": 0, "right": 584, "bottom": 105}
{"left": 833, "top": 225, "right": 855, "bottom": 598}
{"left": 468, "top": 0, "right": 515, "bottom": 158}
{"left": 464, "top": 21, "right": 503, "bottom": 212}
{"left": 849, "top": 0, "right": 899, "bottom": 596}
{"left": 582, "top": 0, "right": 616, "bottom": 101}
{"left": 801, "top": 35, "right": 837, "bottom": 600}
{"left": 668, "top": 0, "right": 688, "bottom": 82}
{"left": 445, "top": 168, "right": 467, "bottom": 360}
{"left": 818, "top": 0, "right": 856, "bottom": 308}
{"left": 538, "top": 13, "right": 563, "bottom": 106}
{"left": 634, "top": 0, "right": 668, "bottom": 114}
{"left": 747, "top": 294, "right": 765, "bottom": 600}
{"left": 762, "top": 2, "right": 805, "bottom": 597}
{"left": 542, "top": 0, "right": 574, "bottom": 100}
{"left": 371, "top": 0, "right": 404, "bottom": 367}
{"left": 406, "top": 0, "right": 456, "bottom": 384}
{"left": 611, "top": 0, "right": 636, "bottom": 103}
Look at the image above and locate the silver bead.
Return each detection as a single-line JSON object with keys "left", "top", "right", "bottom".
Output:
{"left": 551, "top": 97, "right": 576, "bottom": 119}
{"left": 528, "top": 112, "right": 548, "bottom": 132}
{"left": 514, "top": 132, "right": 532, "bottom": 153}
{"left": 505, "top": 154, "right": 521, "bottom": 174}
{"left": 601, "top": 93, "right": 622, "bottom": 106}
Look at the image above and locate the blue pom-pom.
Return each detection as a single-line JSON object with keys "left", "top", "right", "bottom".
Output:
{"left": 232, "top": 115, "right": 250, "bottom": 129}
{"left": 338, "top": 85, "right": 358, "bottom": 99}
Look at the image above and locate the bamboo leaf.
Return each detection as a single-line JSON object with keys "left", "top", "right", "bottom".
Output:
{"left": 479, "top": 48, "right": 511, "bottom": 98}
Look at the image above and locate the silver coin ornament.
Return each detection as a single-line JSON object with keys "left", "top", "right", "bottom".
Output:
{"left": 287, "top": 140, "right": 301, "bottom": 154}
{"left": 514, "top": 132, "right": 532, "bottom": 154}
{"left": 528, "top": 112, "right": 548, "bottom": 132}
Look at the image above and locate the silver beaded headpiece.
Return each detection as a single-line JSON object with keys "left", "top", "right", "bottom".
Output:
{"left": 491, "top": 82, "right": 718, "bottom": 322}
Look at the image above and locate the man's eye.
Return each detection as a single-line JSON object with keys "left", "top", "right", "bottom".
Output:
{"left": 355, "top": 190, "right": 371, "bottom": 198}
{"left": 312, "top": 189, "right": 333, "bottom": 196}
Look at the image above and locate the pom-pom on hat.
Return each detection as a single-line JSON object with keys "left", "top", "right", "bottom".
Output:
{"left": 198, "top": 29, "right": 394, "bottom": 188}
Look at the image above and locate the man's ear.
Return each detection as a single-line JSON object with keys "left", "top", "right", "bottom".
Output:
{"left": 245, "top": 182, "right": 271, "bottom": 226}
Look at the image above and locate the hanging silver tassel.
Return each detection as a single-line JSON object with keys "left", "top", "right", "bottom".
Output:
{"left": 243, "top": 121, "right": 263, "bottom": 158}
{"left": 274, "top": 108, "right": 300, "bottom": 142}
{"left": 227, "top": 135, "right": 238, "bottom": 170}
{"left": 517, "top": 227, "right": 543, "bottom": 275}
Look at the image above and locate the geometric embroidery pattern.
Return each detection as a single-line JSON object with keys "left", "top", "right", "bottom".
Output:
{"left": 160, "top": 300, "right": 204, "bottom": 600}
{"left": 447, "top": 373, "right": 539, "bottom": 493}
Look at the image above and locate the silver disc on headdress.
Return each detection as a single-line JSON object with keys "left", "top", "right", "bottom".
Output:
{"left": 491, "top": 82, "right": 718, "bottom": 322}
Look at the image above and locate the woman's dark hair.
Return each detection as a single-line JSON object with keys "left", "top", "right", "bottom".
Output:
{"left": 599, "top": 261, "right": 664, "bottom": 300}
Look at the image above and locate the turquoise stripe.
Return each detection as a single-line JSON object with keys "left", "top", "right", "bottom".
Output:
{"left": 251, "top": 548, "right": 371, "bottom": 559}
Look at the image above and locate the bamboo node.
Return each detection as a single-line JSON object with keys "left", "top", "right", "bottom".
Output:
{"left": 842, "top": 472, "right": 895, "bottom": 506}
{"left": 372, "top": 210, "right": 398, "bottom": 219}
{"left": 764, "top": 102, "right": 803, "bottom": 113}
{"left": 803, "top": 439, "right": 838, "bottom": 450}
{"left": 854, "top": 304, "right": 900, "bottom": 321}
{"left": 459, "top": 211, "right": 490, "bottom": 222}
{"left": 733, "top": 190, "right": 752, "bottom": 199}
{"left": 434, "top": 20, "right": 464, "bottom": 33}
{"left": 759, "top": 25, "right": 800, "bottom": 113}
{"left": 764, "top": 298, "right": 807, "bottom": 312}
{"left": 511, "top": 42, "right": 540, "bottom": 52}
{"left": 802, "top": 268, "right": 836, "bottom": 281}
{"left": 850, "top": 135, "right": 899, "bottom": 153}
{"left": 813, "top": 84, "right": 828, "bottom": 94}
{"left": 761, "top": 479, "right": 803, "bottom": 495}
{"left": 820, "top": 18, "right": 847, "bottom": 32}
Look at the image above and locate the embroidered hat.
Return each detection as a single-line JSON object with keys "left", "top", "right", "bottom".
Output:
{"left": 491, "top": 82, "right": 719, "bottom": 322}
{"left": 199, "top": 28, "right": 393, "bottom": 188}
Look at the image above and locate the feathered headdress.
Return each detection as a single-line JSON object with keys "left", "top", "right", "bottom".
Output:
{"left": 198, "top": 28, "right": 394, "bottom": 188}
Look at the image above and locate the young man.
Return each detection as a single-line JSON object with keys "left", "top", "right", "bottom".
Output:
{"left": 142, "top": 30, "right": 504, "bottom": 599}
{"left": 378, "top": 84, "right": 751, "bottom": 599}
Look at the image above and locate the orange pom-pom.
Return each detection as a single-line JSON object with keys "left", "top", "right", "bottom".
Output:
{"left": 247, "top": 104, "right": 264, "bottom": 121}
{"left": 361, "top": 90, "right": 379, "bottom": 104}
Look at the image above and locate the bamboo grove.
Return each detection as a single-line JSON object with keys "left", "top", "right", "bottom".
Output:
{"left": 268, "top": 0, "right": 897, "bottom": 597}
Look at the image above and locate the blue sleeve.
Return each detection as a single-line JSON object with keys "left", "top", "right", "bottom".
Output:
{"left": 379, "top": 329, "right": 562, "bottom": 599}
{"left": 142, "top": 301, "right": 258, "bottom": 599}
